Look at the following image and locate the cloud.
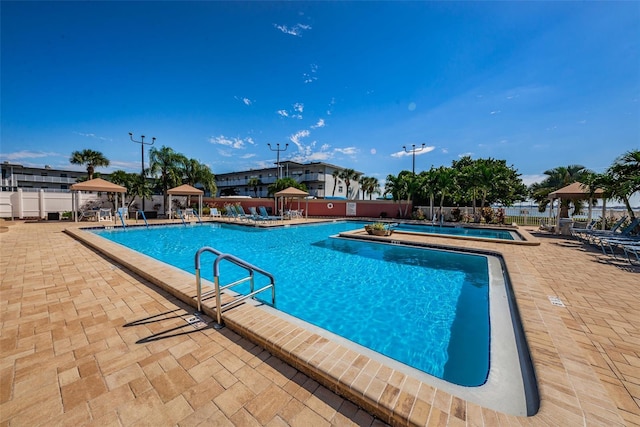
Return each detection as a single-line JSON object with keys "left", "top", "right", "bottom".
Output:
{"left": 490, "top": 110, "right": 501, "bottom": 115}
{"left": 370, "top": 148, "right": 377, "bottom": 155}
{"left": 277, "top": 103, "right": 304, "bottom": 119}
{"left": 273, "top": 23, "right": 312, "bottom": 37}
{"left": 1, "top": 150, "right": 60, "bottom": 160}
{"left": 289, "top": 130, "right": 310, "bottom": 148}
{"left": 334, "top": 147, "right": 358, "bottom": 155}
{"left": 234, "top": 96, "right": 253, "bottom": 106}
{"left": 390, "top": 146, "right": 436, "bottom": 158}
{"left": 303, "top": 64, "right": 318, "bottom": 83}
{"left": 520, "top": 174, "right": 547, "bottom": 187}
{"left": 240, "top": 153, "right": 256, "bottom": 159}
{"left": 311, "top": 118, "right": 325, "bottom": 129}
{"left": 74, "top": 131, "right": 112, "bottom": 142}
{"left": 208, "top": 135, "right": 255, "bottom": 149}
{"left": 458, "top": 152, "right": 474, "bottom": 158}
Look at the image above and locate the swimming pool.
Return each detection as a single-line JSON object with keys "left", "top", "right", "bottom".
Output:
{"left": 95, "top": 221, "right": 491, "bottom": 386}
{"left": 391, "top": 222, "right": 518, "bottom": 240}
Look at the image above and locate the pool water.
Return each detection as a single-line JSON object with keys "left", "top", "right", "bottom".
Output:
{"left": 94, "top": 221, "right": 490, "bottom": 386}
{"left": 393, "top": 222, "right": 516, "bottom": 240}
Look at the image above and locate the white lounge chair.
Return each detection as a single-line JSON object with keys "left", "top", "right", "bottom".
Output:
{"left": 210, "top": 207, "right": 222, "bottom": 218}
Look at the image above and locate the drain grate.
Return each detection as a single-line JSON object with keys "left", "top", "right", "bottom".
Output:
{"left": 185, "top": 313, "right": 207, "bottom": 329}
{"left": 548, "top": 296, "right": 565, "bottom": 307}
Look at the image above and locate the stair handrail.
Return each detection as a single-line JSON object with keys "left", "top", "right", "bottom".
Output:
{"left": 194, "top": 246, "right": 276, "bottom": 328}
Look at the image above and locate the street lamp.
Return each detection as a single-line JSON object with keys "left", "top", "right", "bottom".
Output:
{"left": 267, "top": 143, "right": 288, "bottom": 179}
{"left": 129, "top": 132, "right": 156, "bottom": 210}
{"left": 402, "top": 143, "right": 426, "bottom": 174}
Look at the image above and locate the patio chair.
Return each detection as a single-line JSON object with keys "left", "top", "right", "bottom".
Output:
{"left": 258, "top": 206, "right": 280, "bottom": 221}
{"left": 249, "top": 206, "right": 265, "bottom": 223}
{"left": 235, "top": 205, "right": 252, "bottom": 222}
{"left": 184, "top": 208, "right": 194, "bottom": 220}
{"left": 98, "top": 208, "right": 113, "bottom": 222}
{"left": 210, "top": 207, "right": 222, "bottom": 218}
{"left": 116, "top": 207, "right": 128, "bottom": 220}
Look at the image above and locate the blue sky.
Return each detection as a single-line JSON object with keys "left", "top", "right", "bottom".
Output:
{"left": 1, "top": 1, "right": 639, "bottom": 198}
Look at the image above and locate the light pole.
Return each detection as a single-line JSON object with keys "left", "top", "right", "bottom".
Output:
{"left": 129, "top": 132, "right": 156, "bottom": 211}
{"left": 268, "top": 143, "right": 288, "bottom": 179}
{"left": 402, "top": 143, "right": 426, "bottom": 174}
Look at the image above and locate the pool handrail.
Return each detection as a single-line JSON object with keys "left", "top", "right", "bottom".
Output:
{"left": 192, "top": 208, "right": 203, "bottom": 224}
{"left": 194, "top": 246, "right": 276, "bottom": 328}
{"left": 136, "top": 210, "right": 149, "bottom": 227}
{"left": 116, "top": 209, "right": 126, "bottom": 228}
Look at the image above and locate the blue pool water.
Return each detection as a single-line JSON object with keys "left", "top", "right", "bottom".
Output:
{"left": 94, "top": 221, "right": 490, "bottom": 386}
{"left": 393, "top": 222, "right": 516, "bottom": 240}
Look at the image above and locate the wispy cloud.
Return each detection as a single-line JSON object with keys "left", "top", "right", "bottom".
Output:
{"left": 208, "top": 135, "right": 255, "bottom": 149}
{"left": 74, "top": 131, "right": 112, "bottom": 142}
{"left": 458, "top": 152, "right": 474, "bottom": 158}
{"left": 274, "top": 23, "right": 312, "bottom": 37}
{"left": 311, "top": 118, "right": 325, "bottom": 129}
{"left": 234, "top": 96, "right": 253, "bottom": 106}
{"left": 303, "top": 64, "right": 318, "bottom": 83}
{"left": 277, "top": 103, "right": 303, "bottom": 119}
{"left": 289, "top": 130, "right": 310, "bottom": 148}
{"left": 390, "top": 146, "right": 436, "bottom": 158}
{"left": 334, "top": 147, "right": 358, "bottom": 155}
{"left": 1, "top": 150, "right": 60, "bottom": 161}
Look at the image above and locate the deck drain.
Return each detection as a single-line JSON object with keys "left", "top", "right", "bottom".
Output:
{"left": 185, "top": 314, "right": 207, "bottom": 329}
{"left": 548, "top": 296, "right": 565, "bottom": 307}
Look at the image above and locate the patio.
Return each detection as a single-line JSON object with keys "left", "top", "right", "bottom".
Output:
{"left": 1, "top": 219, "right": 639, "bottom": 425}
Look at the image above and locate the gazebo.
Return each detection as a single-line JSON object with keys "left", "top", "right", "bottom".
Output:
{"left": 167, "top": 184, "right": 204, "bottom": 218}
{"left": 548, "top": 182, "right": 606, "bottom": 232}
{"left": 274, "top": 187, "right": 309, "bottom": 219}
{"left": 70, "top": 178, "right": 127, "bottom": 222}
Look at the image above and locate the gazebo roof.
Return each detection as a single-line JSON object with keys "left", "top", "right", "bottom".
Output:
{"left": 70, "top": 178, "right": 126, "bottom": 193}
{"left": 548, "top": 182, "right": 604, "bottom": 199}
{"left": 274, "top": 187, "right": 309, "bottom": 197}
{"left": 167, "top": 184, "right": 204, "bottom": 195}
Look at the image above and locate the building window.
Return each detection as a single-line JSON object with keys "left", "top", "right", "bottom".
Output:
{"left": 318, "top": 184, "right": 323, "bottom": 189}
{"left": 61, "top": 185, "right": 68, "bottom": 189}
{"left": 338, "top": 186, "right": 343, "bottom": 193}
{"left": 60, "top": 173, "right": 67, "bottom": 178}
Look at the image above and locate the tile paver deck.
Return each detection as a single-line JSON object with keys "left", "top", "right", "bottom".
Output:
{"left": 1, "top": 218, "right": 639, "bottom": 426}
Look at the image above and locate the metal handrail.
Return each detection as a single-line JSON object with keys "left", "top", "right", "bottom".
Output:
{"left": 194, "top": 246, "right": 275, "bottom": 328}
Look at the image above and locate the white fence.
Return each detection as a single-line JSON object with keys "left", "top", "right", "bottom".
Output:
{"left": 0, "top": 190, "right": 166, "bottom": 220}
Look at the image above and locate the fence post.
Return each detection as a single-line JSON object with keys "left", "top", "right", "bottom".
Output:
{"left": 39, "top": 189, "right": 45, "bottom": 219}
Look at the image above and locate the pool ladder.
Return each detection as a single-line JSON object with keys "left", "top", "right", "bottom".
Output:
{"left": 194, "top": 246, "right": 276, "bottom": 329}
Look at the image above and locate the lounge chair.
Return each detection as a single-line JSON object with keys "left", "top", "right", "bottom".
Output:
{"left": 258, "top": 206, "right": 280, "bottom": 221}
{"left": 580, "top": 216, "right": 628, "bottom": 243}
{"left": 98, "top": 208, "right": 113, "bottom": 222}
{"left": 622, "top": 244, "right": 640, "bottom": 265}
{"left": 249, "top": 206, "right": 265, "bottom": 223}
{"left": 539, "top": 219, "right": 555, "bottom": 231}
{"left": 589, "top": 217, "right": 639, "bottom": 245}
{"left": 225, "top": 205, "right": 239, "bottom": 221}
{"left": 210, "top": 207, "right": 222, "bottom": 218}
{"left": 235, "top": 205, "right": 253, "bottom": 222}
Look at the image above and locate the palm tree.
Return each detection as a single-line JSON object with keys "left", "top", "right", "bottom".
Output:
{"left": 267, "top": 177, "right": 307, "bottom": 196}
{"left": 594, "top": 150, "right": 640, "bottom": 221}
{"left": 110, "top": 170, "right": 153, "bottom": 210}
{"left": 180, "top": 157, "right": 217, "bottom": 206}
{"left": 339, "top": 168, "right": 360, "bottom": 200}
{"left": 247, "top": 177, "right": 263, "bottom": 198}
{"left": 69, "top": 149, "right": 110, "bottom": 180}
{"left": 363, "top": 176, "right": 381, "bottom": 200}
{"left": 331, "top": 170, "right": 341, "bottom": 196}
{"left": 384, "top": 171, "right": 417, "bottom": 217}
{"left": 529, "top": 164, "right": 590, "bottom": 218}
{"left": 149, "top": 146, "right": 184, "bottom": 215}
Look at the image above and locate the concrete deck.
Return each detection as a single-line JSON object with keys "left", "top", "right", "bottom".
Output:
{"left": 1, "top": 218, "right": 639, "bottom": 426}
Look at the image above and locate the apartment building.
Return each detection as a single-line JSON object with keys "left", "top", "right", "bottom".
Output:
{"left": 214, "top": 161, "right": 362, "bottom": 199}
{"left": 1, "top": 162, "right": 86, "bottom": 192}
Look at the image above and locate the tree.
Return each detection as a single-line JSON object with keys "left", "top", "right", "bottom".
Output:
{"left": 592, "top": 150, "right": 640, "bottom": 221}
{"left": 247, "top": 177, "right": 263, "bottom": 198}
{"left": 331, "top": 170, "right": 341, "bottom": 196}
{"left": 384, "top": 171, "right": 418, "bottom": 217}
{"left": 70, "top": 149, "right": 110, "bottom": 180}
{"left": 339, "top": 168, "right": 360, "bottom": 200}
{"left": 181, "top": 157, "right": 217, "bottom": 203}
{"left": 267, "top": 177, "right": 307, "bottom": 196}
{"left": 432, "top": 166, "right": 459, "bottom": 219}
{"left": 359, "top": 176, "right": 381, "bottom": 200}
{"left": 149, "top": 146, "right": 183, "bottom": 215}
{"left": 109, "top": 170, "right": 153, "bottom": 210}
{"left": 529, "top": 165, "right": 591, "bottom": 217}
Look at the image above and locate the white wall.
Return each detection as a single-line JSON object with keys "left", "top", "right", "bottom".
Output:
{"left": 0, "top": 191, "right": 166, "bottom": 219}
